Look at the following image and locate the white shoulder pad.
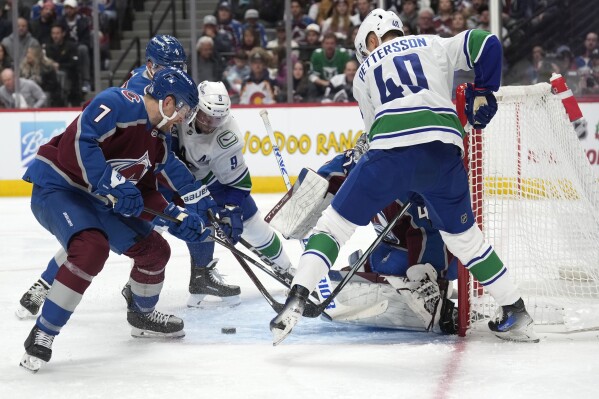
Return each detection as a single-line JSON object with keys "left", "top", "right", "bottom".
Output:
{"left": 265, "top": 168, "right": 333, "bottom": 239}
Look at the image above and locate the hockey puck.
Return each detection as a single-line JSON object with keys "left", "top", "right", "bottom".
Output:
{"left": 221, "top": 327, "right": 236, "bottom": 334}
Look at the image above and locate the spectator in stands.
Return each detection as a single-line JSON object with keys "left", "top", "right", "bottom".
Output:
{"left": 322, "top": 59, "right": 357, "bottom": 103}
{"left": 0, "top": 42, "right": 13, "bottom": 69}
{"left": 241, "top": 9, "right": 267, "bottom": 48}
{"left": 31, "top": 0, "right": 64, "bottom": 20}
{"left": 555, "top": 45, "right": 578, "bottom": 92}
{"left": 239, "top": 48, "right": 278, "bottom": 105}
{"left": 416, "top": 7, "right": 436, "bottom": 35}
{"left": 0, "top": 6, "right": 11, "bottom": 42}
{"left": 215, "top": 1, "right": 242, "bottom": 49}
{"left": 223, "top": 49, "right": 250, "bottom": 103}
{"left": 20, "top": 45, "right": 62, "bottom": 106}
{"left": 527, "top": 45, "right": 559, "bottom": 85}
{"left": 266, "top": 21, "right": 299, "bottom": 51}
{"left": 201, "top": 15, "right": 235, "bottom": 56}
{"left": 311, "top": 0, "right": 335, "bottom": 25}
{"left": 299, "top": 23, "right": 321, "bottom": 62}
{"left": 58, "top": 0, "right": 92, "bottom": 93}
{"left": 291, "top": 0, "right": 314, "bottom": 45}
{"left": 451, "top": 11, "right": 468, "bottom": 36}
{"left": 0, "top": 67, "right": 47, "bottom": 108}
{"left": 579, "top": 49, "right": 599, "bottom": 95}
{"left": 575, "top": 32, "right": 598, "bottom": 71}
{"left": 214, "top": 0, "right": 258, "bottom": 22}
{"left": 256, "top": 0, "right": 285, "bottom": 26}
{"left": 350, "top": 0, "right": 372, "bottom": 26}
{"left": 240, "top": 26, "right": 260, "bottom": 53}
{"left": 30, "top": 2, "right": 58, "bottom": 46}
{"left": 309, "top": 32, "right": 350, "bottom": 95}
{"left": 320, "top": 0, "right": 353, "bottom": 42}
{"left": 399, "top": 0, "right": 418, "bottom": 34}
{"left": 1, "top": 17, "right": 40, "bottom": 64}
{"left": 196, "top": 35, "right": 226, "bottom": 83}
{"left": 45, "top": 23, "right": 81, "bottom": 106}
{"left": 292, "top": 60, "right": 317, "bottom": 103}
{"left": 434, "top": 0, "right": 454, "bottom": 37}
{"left": 273, "top": 46, "right": 299, "bottom": 95}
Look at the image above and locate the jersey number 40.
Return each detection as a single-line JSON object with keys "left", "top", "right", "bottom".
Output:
{"left": 375, "top": 53, "right": 429, "bottom": 104}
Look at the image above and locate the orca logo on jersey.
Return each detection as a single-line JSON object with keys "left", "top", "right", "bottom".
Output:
{"left": 21, "top": 121, "right": 66, "bottom": 167}
{"left": 107, "top": 151, "right": 152, "bottom": 184}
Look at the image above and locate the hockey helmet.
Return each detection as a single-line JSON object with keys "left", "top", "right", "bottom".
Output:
{"left": 147, "top": 67, "right": 199, "bottom": 127}
{"left": 195, "top": 80, "right": 231, "bottom": 133}
{"left": 354, "top": 9, "right": 403, "bottom": 64}
{"left": 146, "top": 35, "right": 188, "bottom": 74}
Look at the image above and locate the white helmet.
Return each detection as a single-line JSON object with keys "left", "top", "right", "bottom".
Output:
{"left": 196, "top": 80, "right": 230, "bottom": 133}
{"left": 354, "top": 9, "right": 403, "bottom": 64}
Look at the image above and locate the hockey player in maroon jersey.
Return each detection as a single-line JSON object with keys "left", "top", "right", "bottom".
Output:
{"left": 19, "top": 67, "right": 213, "bottom": 373}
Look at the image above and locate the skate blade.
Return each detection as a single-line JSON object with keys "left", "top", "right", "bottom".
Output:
{"left": 15, "top": 306, "right": 36, "bottom": 319}
{"left": 20, "top": 353, "right": 45, "bottom": 373}
{"left": 131, "top": 328, "right": 186, "bottom": 339}
{"left": 187, "top": 294, "right": 241, "bottom": 309}
{"left": 271, "top": 324, "right": 294, "bottom": 346}
{"left": 492, "top": 323, "right": 540, "bottom": 343}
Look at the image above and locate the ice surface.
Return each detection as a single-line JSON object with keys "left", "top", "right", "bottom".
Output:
{"left": 1, "top": 196, "right": 598, "bottom": 399}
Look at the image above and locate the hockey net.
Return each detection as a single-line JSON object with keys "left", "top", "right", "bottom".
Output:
{"left": 457, "top": 83, "right": 599, "bottom": 335}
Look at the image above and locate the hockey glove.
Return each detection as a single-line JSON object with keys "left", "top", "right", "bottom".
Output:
{"left": 159, "top": 202, "right": 212, "bottom": 242}
{"left": 219, "top": 205, "right": 243, "bottom": 245}
{"left": 95, "top": 166, "right": 143, "bottom": 217}
{"left": 179, "top": 181, "right": 219, "bottom": 219}
{"left": 464, "top": 83, "right": 498, "bottom": 129}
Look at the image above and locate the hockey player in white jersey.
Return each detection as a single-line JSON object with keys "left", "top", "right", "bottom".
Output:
{"left": 174, "top": 81, "right": 295, "bottom": 308}
{"left": 271, "top": 9, "right": 538, "bottom": 344}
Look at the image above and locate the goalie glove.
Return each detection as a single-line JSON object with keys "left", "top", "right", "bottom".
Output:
{"left": 465, "top": 83, "right": 498, "bottom": 129}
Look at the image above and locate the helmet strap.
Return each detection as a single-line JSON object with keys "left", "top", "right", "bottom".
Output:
{"left": 156, "top": 99, "right": 177, "bottom": 129}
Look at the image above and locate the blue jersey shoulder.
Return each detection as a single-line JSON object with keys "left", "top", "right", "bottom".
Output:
{"left": 82, "top": 87, "right": 148, "bottom": 136}
{"left": 125, "top": 66, "right": 151, "bottom": 96}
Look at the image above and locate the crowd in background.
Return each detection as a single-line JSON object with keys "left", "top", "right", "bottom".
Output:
{"left": 0, "top": 0, "right": 125, "bottom": 108}
{"left": 198, "top": 0, "right": 599, "bottom": 105}
{"left": 0, "top": 0, "right": 597, "bottom": 108}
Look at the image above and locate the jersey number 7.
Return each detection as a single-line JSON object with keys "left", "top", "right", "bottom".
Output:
{"left": 375, "top": 53, "right": 429, "bottom": 104}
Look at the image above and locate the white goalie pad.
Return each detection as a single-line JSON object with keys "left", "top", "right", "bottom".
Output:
{"left": 265, "top": 168, "right": 333, "bottom": 239}
{"left": 327, "top": 271, "right": 446, "bottom": 332}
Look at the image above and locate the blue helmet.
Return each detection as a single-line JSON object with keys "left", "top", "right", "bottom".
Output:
{"left": 145, "top": 35, "right": 187, "bottom": 72}
{"left": 147, "top": 67, "right": 199, "bottom": 126}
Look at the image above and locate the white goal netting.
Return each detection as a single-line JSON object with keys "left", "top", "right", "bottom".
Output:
{"left": 462, "top": 83, "right": 599, "bottom": 332}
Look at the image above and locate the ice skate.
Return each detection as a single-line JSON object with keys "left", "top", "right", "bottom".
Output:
{"left": 20, "top": 326, "right": 54, "bottom": 373}
{"left": 187, "top": 259, "right": 241, "bottom": 308}
{"left": 121, "top": 284, "right": 185, "bottom": 338}
{"left": 270, "top": 285, "right": 309, "bottom": 346}
{"left": 16, "top": 278, "right": 50, "bottom": 319}
{"left": 272, "top": 264, "right": 296, "bottom": 285}
{"left": 488, "top": 298, "right": 539, "bottom": 343}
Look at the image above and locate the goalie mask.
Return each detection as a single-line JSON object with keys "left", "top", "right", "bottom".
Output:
{"left": 195, "top": 81, "right": 231, "bottom": 133}
{"left": 354, "top": 9, "right": 404, "bottom": 64}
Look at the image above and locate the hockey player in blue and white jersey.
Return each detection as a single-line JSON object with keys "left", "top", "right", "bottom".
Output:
{"left": 172, "top": 81, "right": 295, "bottom": 308}
{"left": 271, "top": 9, "right": 538, "bottom": 344}
{"left": 19, "top": 68, "right": 214, "bottom": 372}
{"left": 15, "top": 35, "right": 192, "bottom": 320}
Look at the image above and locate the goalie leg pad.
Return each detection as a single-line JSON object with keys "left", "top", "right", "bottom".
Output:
{"left": 265, "top": 168, "right": 333, "bottom": 239}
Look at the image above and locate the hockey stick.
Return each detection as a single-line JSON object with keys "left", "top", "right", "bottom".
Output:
{"left": 260, "top": 109, "right": 292, "bottom": 190}
{"left": 306, "top": 201, "right": 412, "bottom": 316}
